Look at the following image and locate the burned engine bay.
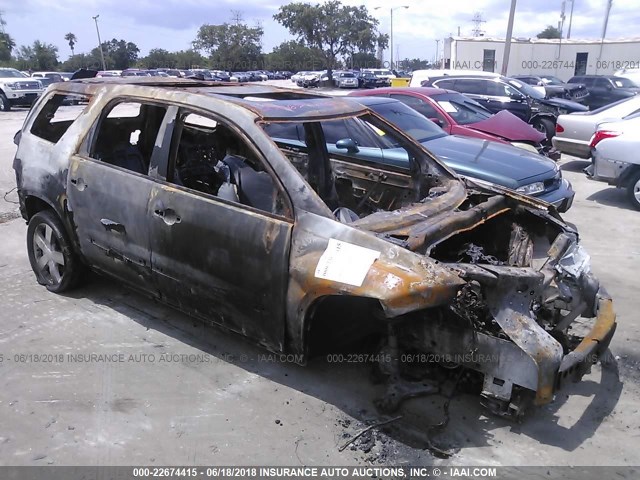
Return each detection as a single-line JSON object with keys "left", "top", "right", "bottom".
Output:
{"left": 264, "top": 115, "right": 617, "bottom": 420}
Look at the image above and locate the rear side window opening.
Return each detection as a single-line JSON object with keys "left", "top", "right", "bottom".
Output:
{"left": 30, "top": 94, "right": 90, "bottom": 144}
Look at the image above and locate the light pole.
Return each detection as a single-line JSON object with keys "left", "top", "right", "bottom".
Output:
{"left": 92, "top": 14, "right": 106, "bottom": 71}
{"left": 501, "top": 0, "right": 517, "bottom": 76}
{"left": 567, "top": 0, "right": 575, "bottom": 39}
{"left": 374, "top": 6, "right": 409, "bottom": 70}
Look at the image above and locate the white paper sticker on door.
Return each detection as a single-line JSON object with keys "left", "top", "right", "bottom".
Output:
{"left": 315, "top": 239, "right": 381, "bottom": 287}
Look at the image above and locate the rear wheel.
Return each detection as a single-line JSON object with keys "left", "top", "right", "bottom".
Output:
{"left": 533, "top": 118, "right": 555, "bottom": 142}
{"left": 27, "top": 210, "right": 83, "bottom": 292}
{"left": 0, "top": 92, "right": 11, "bottom": 111}
{"left": 626, "top": 170, "right": 640, "bottom": 211}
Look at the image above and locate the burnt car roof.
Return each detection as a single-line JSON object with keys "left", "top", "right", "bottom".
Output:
{"left": 65, "top": 78, "right": 366, "bottom": 121}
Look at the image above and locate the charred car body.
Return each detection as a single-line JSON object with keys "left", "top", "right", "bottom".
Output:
{"left": 13, "top": 78, "right": 616, "bottom": 419}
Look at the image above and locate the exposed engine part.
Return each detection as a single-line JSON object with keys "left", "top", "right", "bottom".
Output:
{"left": 449, "top": 282, "right": 503, "bottom": 337}
{"left": 459, "top": 243, "right": 502, "bottom": 265}
{"left": 507, "top": 222, "right": 534, "bottom": 267}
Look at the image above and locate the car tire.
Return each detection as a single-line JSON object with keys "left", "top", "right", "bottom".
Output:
{"left": 626, "top": 170, "right": 640, "bottom": 211}
{"left": 27, "top": 210, "right": 84, "bottom": 293}
{"left": 533, "top": 118, "right": 555, "bottom": 141}
{"left": 0, "top": 92, "right": 11, "bottom": 111}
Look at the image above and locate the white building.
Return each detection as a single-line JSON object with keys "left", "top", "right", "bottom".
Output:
{"left": 443, "top": 37, "right": 640, "bottom": 80}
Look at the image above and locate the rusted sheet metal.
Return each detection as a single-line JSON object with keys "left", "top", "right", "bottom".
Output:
{"left": 557, "top": 293, "right": 617, "bottom": 387}
{"left": 482, "top": 266, "right": 564, "bottom": 405}
{"left": 285, "top": 211, "right": 466, "bottom": 356}
{"left": 351, "top": 180, "right": 466, "bottom": 232}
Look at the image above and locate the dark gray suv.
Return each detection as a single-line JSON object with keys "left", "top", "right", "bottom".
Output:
{"left": 12, "top": 78, "right": 616, "bottom": 419}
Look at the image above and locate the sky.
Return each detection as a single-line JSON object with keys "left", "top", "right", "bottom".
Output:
{"left": 1, "top": 0, "right": 639, "bottom": 65}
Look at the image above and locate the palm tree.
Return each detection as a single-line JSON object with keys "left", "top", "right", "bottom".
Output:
{"left": 64, "top": 33, "right": 77, "bottom": 56}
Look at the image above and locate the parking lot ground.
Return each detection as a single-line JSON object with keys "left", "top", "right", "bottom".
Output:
{"left": 1, "top": 102, "right": 639, "bottom": 467}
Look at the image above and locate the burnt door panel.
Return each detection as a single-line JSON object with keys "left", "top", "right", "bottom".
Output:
{"left": 148, "top": 184, "right": 292, "bottom": 352}
{"left": 67, "top": 156, "right": 155, "bottom": 291}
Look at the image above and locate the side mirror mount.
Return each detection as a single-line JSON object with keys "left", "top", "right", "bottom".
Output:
{"left": 335, "top": 138, "right": 360, "bottom": 154}
{"left": 429, "top": 117, "right": 444, "bottom": 127}
{"left": 509, "top": 91, "right": 525, "bottom": 100}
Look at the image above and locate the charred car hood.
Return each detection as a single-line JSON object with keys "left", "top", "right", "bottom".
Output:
{"left": 467, "top": 110, "right": 545, "bottom": 143}
{"left": 423, "top": 135, "right": 556, "bottom": 188}
{"left": 352, "top": 178, "right": 556, "bottom": 251}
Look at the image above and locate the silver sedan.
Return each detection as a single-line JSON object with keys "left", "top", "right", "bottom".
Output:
{"left": 553, "top": 96, "right": 640, "bottom": 158}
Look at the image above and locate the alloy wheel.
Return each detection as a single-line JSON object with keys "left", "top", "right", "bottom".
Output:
{"left": 32, "top": 223, "right": 65, "bottom": 284}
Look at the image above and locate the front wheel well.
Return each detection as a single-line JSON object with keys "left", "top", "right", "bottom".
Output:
{"left": 304, "top": 295, "right": 387, "bottom": 359}
{"left": 24, "top": 195, "right": 54, "bottom": 221}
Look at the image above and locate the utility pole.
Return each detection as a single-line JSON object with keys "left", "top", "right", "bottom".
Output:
{"left": 435, "top": 39, "right": 440, "bottom": 67}
{"left": 501, "top": 0, "right": 517, "bottom": 76}
{"left": 597, "top": 0, "right": 613, "bottom": 73}
{"left": 92, "top": 15, "right": 106, "bottom": 71}
{"left": 567, "top": 0, "right": 575, "bottom": 38}
{"left": 601, "top": 0, "right": 613, "bottom": 39}
{"left": 375, "top": 6, "right": 409, "bottom": 70}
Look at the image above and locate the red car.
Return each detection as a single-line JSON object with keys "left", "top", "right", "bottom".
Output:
{"left": 349, "top": 87, "right": 559, "bottom": 159}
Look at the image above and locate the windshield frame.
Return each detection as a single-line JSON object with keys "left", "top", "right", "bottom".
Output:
{"left": 430, "top": 92, "right": 493, "bottom": 125}
{"left": 0, "top": 69, "right": 28, "bottom": 79}
{"left": 507, "top": 78, "right": 545, "bottom": 99}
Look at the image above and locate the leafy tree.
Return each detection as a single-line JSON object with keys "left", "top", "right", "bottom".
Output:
{"left": 536, "top": 25, "right": 562, "bottom": 39}
{"left": 265, "top": 41, "right": 326, "bottom": 71}
{"left": 0, "top": 15, "right": 16, "bottom": 63}
{"left": 139, "top": 48, "right": 176, "bottom": 68}
{"left": 349, "top": 52, "right": 380, "bottom": 70}
{"left": 64, "top": 33, "right": 77, "bottom": 56}
{"left": 402, "top": 58, "right": 431, "bottom": 71}
{"left": 15, "top": 41, "right": 59, "bottom": 70}
{"left": 173, "top": 49, "right": 207, "bottom": 69}
{"left": 274, "top": 1, "right": 385, "bottom": 76}
{"left": 60, "top": 52, "right": 102, "bottom": 72}
{"left": 193, "top": 21, "right": 263, "bottom": 71}
{"left": 0, "top": 32, "right": 15, "bottom": 63}
{"left": 92, "top": 39, "right": 140, "bottom": 70}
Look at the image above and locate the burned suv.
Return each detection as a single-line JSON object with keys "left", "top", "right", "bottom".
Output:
{"left": 13, "top": 78, "right": 616, "bottom": 419}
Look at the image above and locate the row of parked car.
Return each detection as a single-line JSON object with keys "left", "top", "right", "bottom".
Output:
{"left": 285, "top": 72, "right": 576, "bottom": 212}
{"left": 391, "top": 69, "right": 639, "bottom": 210}
{"left": 99, "top": 68, "right": 294, "bottom": 82}
{"left": 292, "top": 69, "right": 398, "bottom": 89}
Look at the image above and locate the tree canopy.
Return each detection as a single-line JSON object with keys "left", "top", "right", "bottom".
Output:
{"left": 264, "top": 41, "right": 326, "bottom": 71}
{"left": 15, "top": 41, "right": 59, "bottom": 70}
{"left": 193, "top": 21, "right": 263, "bottom": 71}
{"left": 0, "top": 32, "right": 16, "bottom": 63}
{"left": 91, "top": 39, "right": 140, "bottom": 70}
{"left": 536, "top": 25, "right": 562, "bottom": 39}
{"left": 274, "top": 1, "right": 387, "bottom": 72}
{"left": 64, "top": 33, "right": 77, "bottom": 56}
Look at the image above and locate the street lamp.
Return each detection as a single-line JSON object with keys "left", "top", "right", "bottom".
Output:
{"left": 92, "top": 14, "right": 107, "bottom": 71}
{"left": 374, "top": 6, "right": 409, "bottom": 70}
